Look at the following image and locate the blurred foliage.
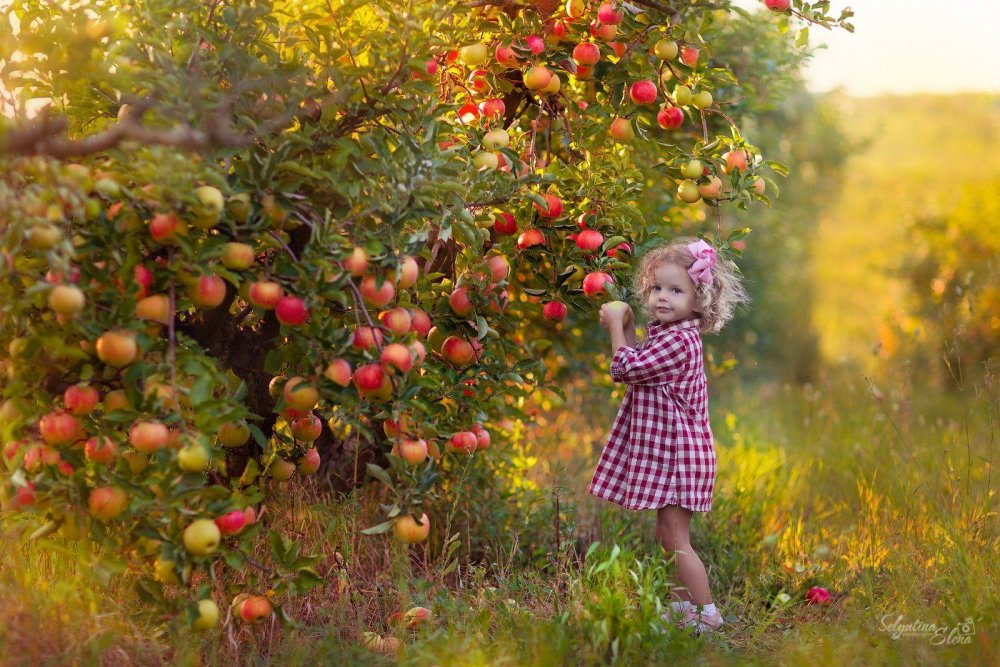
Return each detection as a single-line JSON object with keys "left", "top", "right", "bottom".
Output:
{"left": 810, "top": 93, "right": 1000, "bottom": 374}
{"left": 898, "top": 179, "right": 1000, "bottom": 387}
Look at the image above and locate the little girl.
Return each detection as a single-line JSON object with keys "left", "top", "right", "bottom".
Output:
{"left": 589, "top": 237, "right": 749, "bottom": 634}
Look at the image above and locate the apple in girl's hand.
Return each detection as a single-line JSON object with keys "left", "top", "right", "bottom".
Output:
{"left": 601, "top": 301, "right": 633, "bottom": 328}
{"left": 605, "top": 301, "right": 631, "bottom": 319}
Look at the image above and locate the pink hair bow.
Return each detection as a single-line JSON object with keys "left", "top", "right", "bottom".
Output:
{"left": 687, "top": 240, "right": 716, "bottom": 285}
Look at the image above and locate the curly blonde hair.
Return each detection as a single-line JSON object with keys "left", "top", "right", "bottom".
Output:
{"left": 633, "top": 236, "right": 750, "bottom": 334}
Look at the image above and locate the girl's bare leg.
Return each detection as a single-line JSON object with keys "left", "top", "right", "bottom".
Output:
{"left": 656, "top": 504, "right": 712, "bottom": 606}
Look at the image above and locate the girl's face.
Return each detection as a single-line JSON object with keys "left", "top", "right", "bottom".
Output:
{"left": 646, "top": 261, "right": 698, "bottom": 325}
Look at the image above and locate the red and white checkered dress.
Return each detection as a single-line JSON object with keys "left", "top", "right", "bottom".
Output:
{"left": 588, "top": 317, "right": 716, "bottom": 512}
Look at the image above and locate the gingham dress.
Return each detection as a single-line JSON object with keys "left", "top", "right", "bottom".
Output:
{"left": 588, "top": 317, "right": 716, "bottom": 512}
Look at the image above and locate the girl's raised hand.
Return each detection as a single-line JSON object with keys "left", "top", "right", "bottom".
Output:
{"left": 600, "top": 301, "right": 632, "bottom": 329}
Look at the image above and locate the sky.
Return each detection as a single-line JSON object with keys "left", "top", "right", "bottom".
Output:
{"left": 797, "top": 0, "right": 1000, "bottom": 96}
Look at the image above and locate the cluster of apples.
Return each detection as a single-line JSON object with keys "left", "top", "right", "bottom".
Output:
{"left": 503, "top": 193, "right": 628, "bottom": 320}
{"left": 674, "top": 150, "right": 766, "bottom": 205}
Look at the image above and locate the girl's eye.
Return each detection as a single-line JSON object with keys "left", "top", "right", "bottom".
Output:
{"left": 652, "top": 286, "right": 661, "bottom": 291}
{"left": 671, "top": 288, "right": 682, "bottom": 294}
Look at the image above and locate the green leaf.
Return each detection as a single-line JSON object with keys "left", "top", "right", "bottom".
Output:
{"left": 365, "top": 463, "right": 395, "bottom": 491}
{"left": 765, "top": 160, "right": 789, "bottom": 177}
{"left": 525, "top": 191, "right": 549, "bottom": 211}
{"left": 360, "top": 518, "right": 395, "bottom": 535}
{"left": 602, "top": 235, "right": 626, "bottom": 251}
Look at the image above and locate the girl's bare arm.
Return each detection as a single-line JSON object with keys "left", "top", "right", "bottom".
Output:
{"left": 610, "top": 321, "right": 629, "bottom": 355}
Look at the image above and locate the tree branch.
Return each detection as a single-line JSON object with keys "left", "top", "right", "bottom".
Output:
{"left": 0, "top": 95, "right": 295, "bottom": 158}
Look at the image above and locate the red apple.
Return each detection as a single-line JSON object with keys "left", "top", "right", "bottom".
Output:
{"left": 298, "top": 448, "right": 321, "bottom": 474}
{"left": 722, "top": 149, "right": 749, "bottom": 174}
{"left": 409, "top": 340, "right": 426, "bottom": 366}
{"left": 394, "top": 256, "right": 419, "bottom": 289}
{"left": 523, "top": 66, "right": 553, "bottom": 91}
{"left": 64, "top": 385, "right": 99, "bottom": 415}
{"left": 533, "top": 194, "right": 563, "bottom": 219}
{"left": 582, "top": 271, "right": 614, "bottom": 298}
{"left": 572, "top": 42, "right": 601, "bottom": 66}
{"left": 353, "top": 363, "right": 384, "bottom": 391}
{"left": 88, "top": 486, "right": 127, "bottom": 521}
{"left": 657, "top": 105, "right": 684, "bottom": 130}
{"left": 517, "top": 228, "right": 545, "bottom": 250}
{"left": 134, "top": 265, "right": 154, "bottom": 298}
{"left": 342, "top": 247, "right": 369, "bottom": 276}
{"left": 381, "top": 343, "right": 413, "bottom": 374}
{"left": 441, "top": 336, "right": 475, "bottom": 366}
{"left": 449, "top": 287, "right": 473, "bottom": 316}
{"left": 360, "top": 275, "right": 395, "bottom": 308}
{"left": 458, "top": 102, "right": 481, "bottom": 125}
{"left": 148, "top": 212, "right": 185, "bottom": 243}
{"left": 249, "top": 281, "right": 283, "bottom": 309}
{"left": 805, "top": 586, "right": 831, "bottom": 605}
{"left": 681, "top": 45, "right": 699, "bottom": 67}
{"left": 23, "top": 444, "right": 61, "bottom": 471}
{"left": 379, "top": 307, "right": 411, "bottom": 336}
{"left": 290, "top": 414, "right": 322, "bottom": 442}
{"left": 629, "top": 80, "right": 658, "bottom": 105}
{"left": 493, "top": 211, "right": 517, "bottom": 235}
{"left": 699, "top": 176, "right": 724, "bottom": 199}
{"left": 96, "top": 330, "right": 138, "bottom": 368}
{"left": 765, "top": 0, "right": 791, "bottom": 11}
{"left": 495, "top": 43, "right": 518, "bottom": 67}
{"left": 323, "top": 358, "right": 353, "bottom": 386}
{"left": 447, "top": 431, "right": 478, "bottom": 454}
{"left": 352, "top": 326, "right": 383, "bottom": 351}
{"left": 39, "top": 410, "right": 81, "bottom": 446}
{"left": 526, "top": 35, "right": 545, "bottom": 55}
{"left": 283, "top": 377, "right": 319, "bottom": 411}
{"left": 486, "top": 255, "right": 510, "bottom": 282}
{"left": 130, "top": 420, "right": 169, "bottom": 453}
{"left": 188, "top": 275, "right": 227, "bottom": 309}
{"left": 10, "top": 482, "right": 36, "bottom": 509}
{"left": 408, "top": 309, "right": 432, "bottom": 338}
{"left": 215, "top": 509, "right": 246, "bottom": 536}
{"left": 398, "top": 438, "right": 428, "bottom": 465}
{"left": 238, "top": 596, "right": 273, "bottom": 624}
{"left": 543, "top": 301, "right": 568, "bottom": 322}
{"left": 469, "top": 68, "right": 489, "bottom": 92}
{"left": 275, "top": 295, "right": 309, "bottom": 325}
{"left": 609, "top": 117, "right": 634, "bottom": 142}
{"left": 590, "top": 20, "right": 617, "bottom": 41}
{"left": 480, "top": 98, "right": 506, "bottom": 119}
{"left": 576, "top": 229, "right": 605, "bottom": 252}
{"left": 607, "top": 242, "right": 632, "bottom": 258}
{"left": 597, "top": 2, "right": 624, "bottom": 24}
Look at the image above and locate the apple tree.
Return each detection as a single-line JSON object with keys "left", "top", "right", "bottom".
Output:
{"left": 0, "top": 0, "right": 851, "bottom": 629}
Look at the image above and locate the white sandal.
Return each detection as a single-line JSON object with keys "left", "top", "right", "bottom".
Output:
{"left": 677, "top": 609, "right": 724, "bottom": 635}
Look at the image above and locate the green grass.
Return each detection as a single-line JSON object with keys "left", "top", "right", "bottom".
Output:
{"left": 1, "top": 366, "right": 997, "bottom": 665}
